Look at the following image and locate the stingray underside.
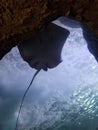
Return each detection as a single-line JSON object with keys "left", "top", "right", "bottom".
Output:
{"left": 18, "top": 23, "right": 70, "bottom": 71}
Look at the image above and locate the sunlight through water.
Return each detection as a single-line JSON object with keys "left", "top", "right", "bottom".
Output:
{"left": 0, "top": 27, "right": 98, "bottom": 130}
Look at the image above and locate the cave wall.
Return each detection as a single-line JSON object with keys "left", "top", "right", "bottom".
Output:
{"left": 0, "top": 0, "right": 98, "bottom": 58}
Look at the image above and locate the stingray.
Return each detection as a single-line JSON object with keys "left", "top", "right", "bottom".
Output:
{"left": 18, "top": 23, "right": 70, "bottom": 71}
{"left": 15, "top": 23, "right": 70, "bottom": 130}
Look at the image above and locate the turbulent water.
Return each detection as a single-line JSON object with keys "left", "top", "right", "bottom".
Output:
{"left": 0, "top": 27, "right": 98, "bottom": 130}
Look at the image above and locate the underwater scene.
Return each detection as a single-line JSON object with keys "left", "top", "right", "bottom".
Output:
{"left": 0, "top": 27, "right": 98, "bottom": 130}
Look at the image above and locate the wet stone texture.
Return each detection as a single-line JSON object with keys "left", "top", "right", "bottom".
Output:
{"left": 0, "top": 0, "right": 98, "bottom": 58}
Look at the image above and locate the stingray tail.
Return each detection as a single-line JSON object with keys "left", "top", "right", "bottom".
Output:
{"left": 15, "top": 69, "right": 41, "bottom": 130}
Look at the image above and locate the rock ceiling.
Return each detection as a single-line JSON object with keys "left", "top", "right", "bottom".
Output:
{"left": 0, "top": 0, "right": 98, "bottom": 58}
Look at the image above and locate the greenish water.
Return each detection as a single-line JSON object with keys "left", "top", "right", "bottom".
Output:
{"left": 28, "top": 86, "right": 98, "bottom": 130}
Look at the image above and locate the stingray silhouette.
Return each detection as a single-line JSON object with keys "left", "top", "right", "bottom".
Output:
{"left": 15, "top": 22, "right": 70, "bottom": 130}
{"left": 18, "top": 23, "right": 70, "bottom": 71}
